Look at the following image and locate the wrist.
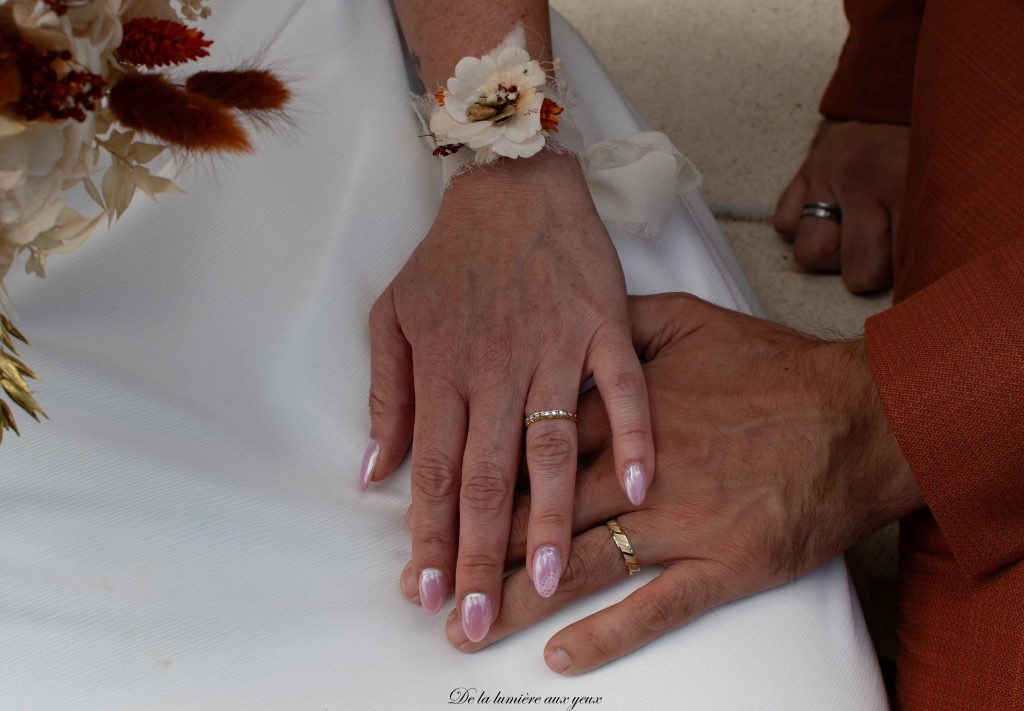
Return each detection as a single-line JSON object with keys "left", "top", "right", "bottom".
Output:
{"left": 831, "top": 340, "right": 924, "bottom": 528}
{"left": 443, "top": 149, "right": 593, "bottom": 214}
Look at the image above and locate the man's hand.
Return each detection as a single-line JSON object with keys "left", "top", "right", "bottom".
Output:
{"left": 774, "top": 120, "right": 910, "bottom": 293}
{"left": 434, "top": 294, "right": 922, "bottom": 673}
{"left": 374, "top": 151, "right": 655, "bottom": 643}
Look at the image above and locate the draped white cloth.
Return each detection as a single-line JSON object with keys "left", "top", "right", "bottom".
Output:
{"left": 0, "top": 2, "right": 887, "bottom": 709}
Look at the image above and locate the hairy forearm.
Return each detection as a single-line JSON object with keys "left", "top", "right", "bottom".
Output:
{"left": 392, "top": 0, "right": 553, "bottom": 93}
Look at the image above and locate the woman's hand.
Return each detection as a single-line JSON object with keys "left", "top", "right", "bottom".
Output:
{"left": 436, "top": 294, "right": 921, "bottom": 672}
{"left": 371, "top": 151, "right": 655, "bottom": 642}
{"left": 774, "top": 120, "right": 910, "bottom": 293}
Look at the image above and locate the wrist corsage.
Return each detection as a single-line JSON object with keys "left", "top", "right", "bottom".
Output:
{"left": 426, "top": 23, "right": 568, "bottom": 166}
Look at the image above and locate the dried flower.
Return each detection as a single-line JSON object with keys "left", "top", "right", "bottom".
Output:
{"left": 540, "top": 97, "right": 562, "bottom": 132}
{"left": 116, "top": 17, "right": 212, "bottom": 67}
{"left": 185, "top": 69, "right": 291, "bottom": 112}
{"left": 0, "top": 312, "right": 45, "bottom": 445}
{"left": 432, "top": 143, "right": 462, "bottom": 157}
{"left": 109, "top": 72, "right": 251, "bottom": 152}
{"left": 429, "top": 24, "right": 550, "bottom": 162}
{"left": 9, "top": 38, "right": 106, "bottom": 122}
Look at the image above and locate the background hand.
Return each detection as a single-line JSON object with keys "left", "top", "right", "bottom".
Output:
{"left": 371, "top": 151, "right": 655, "bottom": 643}
{"left": 774, "top": 120, "right": 910, "bottom": 293}
{"left": 442, "top": 294, "right": 922, "bottom": 673}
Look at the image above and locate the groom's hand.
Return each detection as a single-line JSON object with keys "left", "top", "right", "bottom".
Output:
{"left": 774, "top": 120, "right": 910, "bottom": 294}
{"left": 441, "top": 294, "right": 922, "bottom": 673}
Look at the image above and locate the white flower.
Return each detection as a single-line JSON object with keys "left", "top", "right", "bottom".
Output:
{"left": 5, "top": 0, "right": 124, "bottom": 77}
{"left": 430, "top": 26, "right": 549, "bottom": 162}
{"left": 0, "top": 116, "right": 97, "bottom": 256}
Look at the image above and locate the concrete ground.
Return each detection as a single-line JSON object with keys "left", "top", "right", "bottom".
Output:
{"left": 551, "top": 0, "right": 900, "bottom": 680}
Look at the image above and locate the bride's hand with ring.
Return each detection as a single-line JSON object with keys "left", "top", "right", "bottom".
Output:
{"left": 373, "top": 147, "right": 655, "bottom": 640}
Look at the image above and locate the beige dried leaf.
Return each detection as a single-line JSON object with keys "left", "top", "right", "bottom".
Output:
{"left": 101, "top": 129, "right": 135, "bottom": 159}
{"left": 83, "top": 177, "right": 105, "bottom": 210}
{"left": 102, "top": 160, "right": 136, "bottom": 220}
{"left": 128, "top": 142, "right": 166, "bottom": 165}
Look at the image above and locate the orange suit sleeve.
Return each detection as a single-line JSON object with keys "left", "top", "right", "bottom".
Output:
{"left": 819, "top": 0, "right": 926, "bottom": 125}
{"left": 865, "top": 241, "right": 1024, "bottom": 580}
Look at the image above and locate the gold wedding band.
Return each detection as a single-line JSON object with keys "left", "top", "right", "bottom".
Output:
{"left": 606, "top": 518, "right": 640, "bottom": 576}
{"left": 524, "top": 409, "right": 578, "bottom": 428}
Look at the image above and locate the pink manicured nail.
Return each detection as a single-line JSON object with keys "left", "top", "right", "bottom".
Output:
{"left": 624, "top": 461, "right": 648, "bottom": 505}
{"left": 532, "top": 545, "right": 562, "bottom": 598}
{"left": 546, "top": 648, "right": 571, "bottom": 674}
{"left": 359, "top": 440, "right": 380, "bottom": 490}
{"left": 461, "top": 593, "right": 493, "bottom": 643}
{"left": 418, "top": 568, "right": 447, "bottom": 614}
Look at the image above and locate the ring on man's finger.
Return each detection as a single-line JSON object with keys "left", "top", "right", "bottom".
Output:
{"left": 800, "top": 201, "right": 842, "bottom": 223}
{"left": 606, "top": 518, "right": 640, "bottom": 576}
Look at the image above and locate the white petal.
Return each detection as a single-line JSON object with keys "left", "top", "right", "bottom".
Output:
{"left": 493, "top": 46, "right": 530, "bottom": 71}
{"left": 520, "top": 60, "right": 547, "bottom": 88}
{"left": 443, "top": 95, "right": 471, "bottom": 123}
{"left": 462, "top": 123, "right": 503, "bottom": 149}
{"left": 500, "top": 92, "right": 543, "bottom": 143}
{"left": 492, "top": 132, "right": 545, "bottom": 159}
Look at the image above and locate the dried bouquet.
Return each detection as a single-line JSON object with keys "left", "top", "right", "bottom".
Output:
{"left": 0, "top": 0, "right": 290, "bottom": 442}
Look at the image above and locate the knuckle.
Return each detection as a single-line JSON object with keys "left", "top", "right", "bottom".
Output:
{"left": 793, "top": 237, "right": 837, "bottom": 270}
{"left": 413, "top": 451, "right": 461, "bottom": 502}
{"left": 461, "top": 464, "right": 512, "bottom": 514}
{"left": 560, "top": 542, "right": 603, "bottom": 595}
{"left": 602, "top": 368, "right": 644, "bottom": 405}
{"left": 415, "top": 527, "right": 453, "bottom": 553}
{"left": 613, "top": 426, "right": 650, "bottom": 448}
{"left": 528, "top": 428, "right": 575, "bottom": 472}
{"left": 578, "top": 629, "right": 615, "bottom": 662}
{"left": 630, "top": 591, "right": 680, "bottom": 635}
{"left": 458, "top": 550, "right": 502, "bottom": 576}
{"left": 529, "top": 506, "right": 570, "bottom": 532}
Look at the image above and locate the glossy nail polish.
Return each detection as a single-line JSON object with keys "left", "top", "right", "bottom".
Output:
{"left": 624, "top": 462, "right": 648, "bottom": 505}
{"left": 532, "top": 545, "right": 562, "bottom": 598}
{"left": 359, "top": 440, "right": 380, "bottom": 490}
{"left": 461, "top": 592, "right": 493, "bottom": 643}
{"left": 418, "top": 568, "right": 447, "bottom": 614}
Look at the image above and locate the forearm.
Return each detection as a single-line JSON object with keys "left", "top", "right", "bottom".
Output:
{"left": 392, "top": 0, "right": 553, "bottom": 93}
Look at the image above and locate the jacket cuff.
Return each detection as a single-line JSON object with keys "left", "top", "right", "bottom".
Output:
{"left": 865, "top": 241, "right": 1024, "bottom": 580}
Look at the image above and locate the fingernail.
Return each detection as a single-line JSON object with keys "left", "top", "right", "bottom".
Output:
{"left": 532, "top": 545, "right": 562, "bottom": 598}
{"left": 461, "top": 593, "right": 493, "bottom": 643}
{"left": 624, "top": 461, "right": 648, "bottom": 505}
{"left": 359, "top": 440, "right": 380, "bottom": 490}
{"left": 546, "top": 648, "right": 571, "bottom": 674}
{"left": 418, "top": 568, "right": 447, "bottom": 614}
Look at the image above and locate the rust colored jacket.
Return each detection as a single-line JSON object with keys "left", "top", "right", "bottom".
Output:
{"left": 819, "top": 2, "right": 1024, "bottom": 708}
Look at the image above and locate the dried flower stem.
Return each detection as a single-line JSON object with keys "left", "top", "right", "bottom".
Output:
{"left": 0, "top": 309, "right": 45, "bottom": 444}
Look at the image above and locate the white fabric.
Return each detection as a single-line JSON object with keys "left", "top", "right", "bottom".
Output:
{"left": 584, "top": 131, "right": 703, "bottom": 239}
{"left": 0, "top": 2, "right": 887, "bottom": 709}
